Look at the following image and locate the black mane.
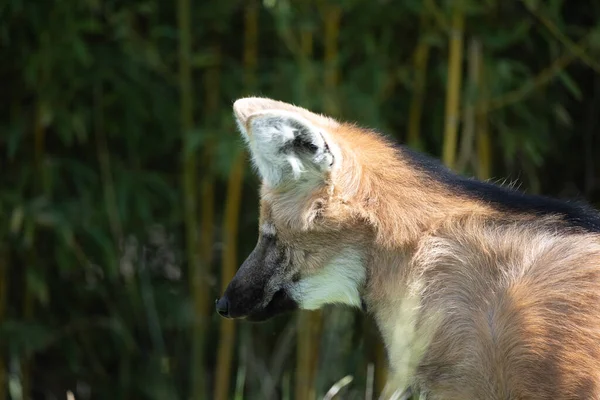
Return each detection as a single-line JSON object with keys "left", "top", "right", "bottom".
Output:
{"left": 397, "top": 145, "right": 600, "bottom": 233}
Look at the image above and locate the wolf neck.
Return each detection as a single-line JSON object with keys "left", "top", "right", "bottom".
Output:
{"left": 362, "top": 246, "right": 434, "bottom": 391}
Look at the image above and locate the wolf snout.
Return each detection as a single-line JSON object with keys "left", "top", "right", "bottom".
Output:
{"left": 215, "top": 296, "right": 231, "bottom": 318}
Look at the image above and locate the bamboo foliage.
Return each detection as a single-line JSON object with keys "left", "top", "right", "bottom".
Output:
{"left": 442, "top": 1, "right": 465, "bottom": 169}
{"left": 214, "top": 2, "right": 257, "bottom": 399}
{"left": 177, "top": 0, "right": 204, "bottom": 396}
{"left": 484, "top": 33, "right": 592, "bottom": 113}
{"left": 521, "top": 0, "right": 600, "bottom": 74}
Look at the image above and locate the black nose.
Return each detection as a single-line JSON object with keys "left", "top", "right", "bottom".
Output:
{"left": 215, "top": 296, "right": 230, "bottom": 318}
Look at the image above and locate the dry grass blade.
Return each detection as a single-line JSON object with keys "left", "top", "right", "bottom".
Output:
{"left": 365, "top": 363, "right": 374, "bottom": 400}
{"left": 323, "top": 375, "right": 353, "bottom": 400}
{"left": 378, "top": 386, "right": 413, "bottom": 400}
{"left": 392, "top": 387, "right": 413, "bottom": 400}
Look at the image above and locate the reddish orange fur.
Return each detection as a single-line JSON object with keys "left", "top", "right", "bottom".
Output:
{"left": 235, "top": 98, "right": 600, "bottom": 399}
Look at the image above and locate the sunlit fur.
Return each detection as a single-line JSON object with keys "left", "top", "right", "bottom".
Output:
{"left": 233, "top": 97, "right": 600, "bottom": 399}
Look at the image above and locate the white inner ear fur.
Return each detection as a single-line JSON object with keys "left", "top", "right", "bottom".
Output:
{"left": 238, "top": 110, "right": 338, "bottom": 187}
{"left": 288, "top": 249, "right": 365, "bottom": 310}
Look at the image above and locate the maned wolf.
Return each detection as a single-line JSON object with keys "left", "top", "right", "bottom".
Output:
{"left": 216, "top": 97, "right": 600, "bottom": 399}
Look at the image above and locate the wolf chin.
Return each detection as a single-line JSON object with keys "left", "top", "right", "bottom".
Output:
{"left": 216, "top": 97, "right": 600, "bottom": 399}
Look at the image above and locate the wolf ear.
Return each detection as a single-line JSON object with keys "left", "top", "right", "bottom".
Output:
{"left": 233, "top": 97, "right": 338, "bottom": 187}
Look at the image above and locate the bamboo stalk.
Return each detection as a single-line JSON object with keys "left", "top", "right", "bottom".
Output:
{"left": 94, "top": 84, "right": 122, "bottom": 250}
{"left": 199, "top": 175, "right": 215, "bottom": 285}
{"left": 198, "top": 176, "right": 214, "bottom": 271}
{"left": 243, "top": 1, "right": 258, "bottom": 91}
{"left": 176, "top": 0, "right": 204, "bottom": 396}
{"left": 299, "top": 13, "right": 314, "bottom": 102}
{"left": 476, "top": 120, "right": 491, "bottom": 180}
{"left": 323, "top": 3, "right": 342, "bottom": 116}
{"left": 34, "top": 102, "right": 46, "bottom": 175}
{"left": 190, "top": 43, "right": 221, "bottom": 400}
{"left": 22, "top": 251, "right": 35, "bottom": 399}
{"left": 456, "top": 38, "right": 481, "bottom": 173}
{"left": 295, "top": 317, "right": 321, "bottom": 400}
{"left": 20, "top": 100, "right": 49, "bottom": 399}
{"left": 214, "top": 2, "right": 257, "bottom": 399}
{"left": 476, "top": 46, "right": 491, "bottom": 181}
{"left": 0, "top": 246, "right": 7, "bottom": 400}
{"left": 323, "top": 4, "right": 341, "bottom": 90}
{"left": 441, "top": 1, "right": 464, "bottom": 169}
{"left": 214, "top": 153, "right": 246, "bottom": 400}
{"left": 407, "top": 14, "right": 431, "bottom": 149}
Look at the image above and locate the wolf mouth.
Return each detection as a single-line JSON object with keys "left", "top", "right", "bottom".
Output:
{"left": 244, "top": 289, "right": 298, "bottom": 322}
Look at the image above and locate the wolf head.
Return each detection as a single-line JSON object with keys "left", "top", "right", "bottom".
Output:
{"left": 216, "top": 97, "right": 375, "bottom": 322}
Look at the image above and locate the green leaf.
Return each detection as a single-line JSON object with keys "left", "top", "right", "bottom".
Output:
{"left": 557, "top": 71, "right": 583, "bottom": 101}
{"left": 554, "top": 104, "right": 573, "bottom": 127}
